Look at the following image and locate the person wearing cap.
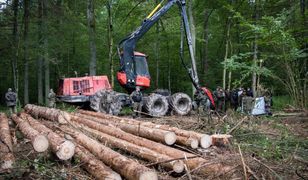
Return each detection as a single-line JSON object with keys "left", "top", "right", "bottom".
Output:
{"left": 5, "top": 88, "right": 17, "bottom": 115}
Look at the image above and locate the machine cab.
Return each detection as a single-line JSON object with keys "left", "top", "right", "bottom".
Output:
{"left": 117, "top": 52, "right": 150, "bottom": 92}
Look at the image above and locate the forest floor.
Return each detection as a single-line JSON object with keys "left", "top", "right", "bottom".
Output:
{"left": 0, "top": 107, "right": 307, "bottom": 180}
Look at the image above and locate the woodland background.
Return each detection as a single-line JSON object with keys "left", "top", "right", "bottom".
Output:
{"left": 0, "top": 0, "right": 307, "bottom": 108}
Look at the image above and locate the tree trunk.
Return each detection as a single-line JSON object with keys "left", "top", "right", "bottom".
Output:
{"left": 12, "top": 0, "right": 19, "bottom": 105}
{"left": 75, "top": 145, "right": 122, "bottom": 180}
{"left": 22, "top": 113, "right": 75, "bottom": 160}
{"left": 74, "top": 113, "right": 176, "bottom": 145}
{"left": 203, "top": 9, "right": 210, "bottom": 73}
{"left": 78, "top": 110, "right": 210, "bottom": 148}
{"left": 211, "top": 134, "right": 232, "bottom": 147}
{"left": 188, "top": 0, "right": 196, "bottom": 95}
{"left": 43, "top": 0, "right": 49, "bottom": 105}
{"left": 252, "top": 1, "right": 259, "bottom": 98}
{"left": 74, "top": 122, "right": 184, "bottom": 173}
{"left": 24, "top": 104, "right": 71, "bottom": 124}
{"left": 0, "top": 141, "right": 14, "bottom": 171}
{"left": 223, "top": 19, "right": 231, "bottom": 90}
{"left": 155, "top": 0, "right": 160, "bottom": 88}
{"left": 11, "top": 114, "right": 49, "bottom": 152}
{"left": 23, "top": 0, "right": 30, "bottom": 105}
{"left": 37, "top": 0, "right": 44, "bottom": 105}
{"left": 0, "top": 113, "right": 13, "bottom": 152}
{"left": 58, "top": 125, "right": 158, "bottom": 180}
{"left": 107, "top": 1, "right": 114, "bottom": 87}
{"left": 70, "top": 115, "right": 196, "bottom": 161}
{"left": 87, "top": 0, "right": 97, "bottom": 75}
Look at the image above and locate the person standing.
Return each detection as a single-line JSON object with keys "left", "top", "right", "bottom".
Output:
{"left": 48, "top": 89, "right": 56, "bottom": 108}
{"left": 5, "top": 88, "right": 17, "bottom": 115}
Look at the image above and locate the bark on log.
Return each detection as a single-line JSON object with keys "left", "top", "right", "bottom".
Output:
{"left": 73, "top": 122, "right": 184, "bottom": 173}
{"left": 75, "top": 145, "right": 122, "bottom": 180}
{"left": 76, "top": 114, "right": 176, "bottom": 145}
{"left": 24, "top": 104, "right": 70, "bottom": 124}
{"left": 0, "top": 113, "right": 13, "bottom": 152}
{"left": 58, "top": 125, "right": 158, "bottom": 180}
{"left": 70, "top": 114, "right": 231, "bottom": 175}
{"left": 0, "top": 141, "right": 14, "bottom": 170}
{"left": 211, "top": 134, "right": 232, "bottom": 147}
{"left": 78, "top": 110, "right": 209, "bottom": 148}
{"left": 24, "top": 105, "right": 175, "bottom": 145}
{"left": 11, "top": 114, "right": 49, "bottom": 152}
{"left": 176, "top": 136, "right": 199, "bottom": 149}
{"left": 21, "top": 113, "right": 75, "bottom": 160}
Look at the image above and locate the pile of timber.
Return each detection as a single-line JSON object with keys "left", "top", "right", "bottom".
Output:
{"left": 22, "top": 104, "right": 233, "bottom": 179}
{"left": 0, "top": 113, "right": 14, "bottom": 171}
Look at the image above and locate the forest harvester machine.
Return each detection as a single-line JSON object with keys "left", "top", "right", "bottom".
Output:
{"left": 57, "top": 0, "right": 215, "bottom": 117}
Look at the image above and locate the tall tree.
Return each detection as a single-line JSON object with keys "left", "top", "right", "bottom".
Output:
{"left": 87, "top": 0, "right": 97, "bottom": 75}
{"left": 37, "top": 0, "right": 44, "bottom": 105}
{"left": 155, "top": 0, "right": 160, "bottom": 88}
{"left": 188, "top": 0, "right": 196, "bottom": 95}
{"left": 222, "top": 18, "right": 231, "bottom": 90}
{"left": 12, "top": 0, "right": 19, "bottom": 103}
{"left": 251, "top": 0, "right": 259, "bottom": 97}
{"left": 107, "top": 1, "right": 114, "bottom": 87}
{"left": 23, "top": 0, "right": 30, "bottom": 104}
{"left": 43, "top": 0, "right": 49, "bottom": 105}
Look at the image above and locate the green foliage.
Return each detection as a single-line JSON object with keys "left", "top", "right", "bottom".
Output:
{"left": 0, "top": 0, "right": 306, "bottom": 106}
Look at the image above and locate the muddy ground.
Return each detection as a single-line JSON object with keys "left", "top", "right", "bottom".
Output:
{"left": 1, "top": 110, "right": 307, "bottom": 180}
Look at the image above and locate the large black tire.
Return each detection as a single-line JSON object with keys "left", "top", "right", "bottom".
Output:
{"left": 90, "top": 90, "right": 125, "bottom": 115}
{"left": 143, "top": 94, "right": 169, "bottom": 117}
{"left": 169, "top": 93, "right": 192, "bottom": 116}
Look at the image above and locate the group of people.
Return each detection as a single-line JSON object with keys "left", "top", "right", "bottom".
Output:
{"left": 213, "top": 87, "right": 255, "bottom": 113}
{"left": 4, "top": 88, "right": 56, "bottom": 115}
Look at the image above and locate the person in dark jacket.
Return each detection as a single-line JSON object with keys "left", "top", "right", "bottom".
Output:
{"left": 230, "top": 89, "right": 239, "bottom": 111}
{"left": 5, "top": 88, "right": 17, "bottom": 114}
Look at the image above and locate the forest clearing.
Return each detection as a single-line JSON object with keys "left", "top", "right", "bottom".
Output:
{"left": 0, "top": 0, "right": 307, "bottom": 179}
{"left": 0, "top": 104, "right": 307, "bottom": 179}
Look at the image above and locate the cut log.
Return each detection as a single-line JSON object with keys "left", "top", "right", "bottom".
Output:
{"left": 176, "top": 136, "right": 199, "bottom": 149}
{"left": 11, "top": 114, "right": 49, "bottom": 152}
{"left": 26, "top": 105, "right": 176, "bottom": 145}
{"left": 211, "top": 134, "right": 232, "bottom": 147}
{"left": 75, "top": 145, "right": 122, "bottom": 180}
{"left": 21, "top": 113, "right": 75, "bottom": 160}
{"left": 56, "top": 124, "right": 158, "bottom": 180}
{"left": 0, "top": 141, "right": 14, "bottom": 170}
{"left": 0, "top": 113, "right": 13, "bottom": 152}
{"left": 69, "top": 115, "right": 231, "bottom": 175}
{"left": 74, "top": 122, "right": 184, "bottom": 173}
{"left": 24, "top": 104, "right": 70, "bottom": 124}
{"left": 77, "top": 110, "right": 210, "bottom": 148}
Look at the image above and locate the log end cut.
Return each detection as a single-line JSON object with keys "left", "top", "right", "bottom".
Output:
{"left": 172, "top": 160, "right": 185, "bottom": 173}
{"left": 165, "top": 132, "right": 177, "bottom": 145}
{"left": 32, "top": 135, "right": 49, "bottom": 152}
{"left": 0, "top": 154, "right": 14, "bottom": 170}
{"left": 190, "top": 138, "right": 199, "bottom": 149}
{"left": 200, "top": 134, "right": 212, "bottom": 149}
{"left": 139, "top": 170, "right": 158, "bottom": 180}
{"left": 56, "top": 141, "right": 75, "bottom": 160}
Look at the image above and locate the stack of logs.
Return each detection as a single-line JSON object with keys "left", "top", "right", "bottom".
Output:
{"left": 1, "top": 104, "right": 232, "bottom": 179}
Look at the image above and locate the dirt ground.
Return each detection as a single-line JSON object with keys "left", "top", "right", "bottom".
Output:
{"left": 1, "top": 110, "right": 307, "bottom": 180}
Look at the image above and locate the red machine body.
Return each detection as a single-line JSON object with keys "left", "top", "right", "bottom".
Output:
{"left": 57, "top": 75, "right": 112, "bottom": 103}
